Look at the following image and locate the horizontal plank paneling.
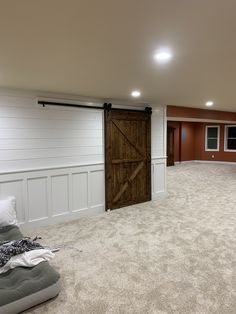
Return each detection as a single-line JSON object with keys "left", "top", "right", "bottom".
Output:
{"left": 0, "top": 146, "right": 104, "bottom": 160}
{"left": 0, "top": 117, "right": 102, "bottom": 130}
{"left": 0, "top": 155, "right": 104, "bottom": 173}
{"left": 0, "top": 129, "right": 103, "bottom": 139}
{"left": 0, "top": 95, "right": 104, "bottom": 172}
{"left": 0, "top": 106, "right": 101, "bottom": 121}
{"left": 0, "top": 138, "right": 103, "bottom": 149}
{"left": 151, "top": 105, "right": 166, "bottom": 158}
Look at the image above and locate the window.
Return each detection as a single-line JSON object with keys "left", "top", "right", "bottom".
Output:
{"left": 224, "top": 125, "right": 236, "bottom": 151}
{"left": 205, "top": 126, "right": 220, "bottom": 151}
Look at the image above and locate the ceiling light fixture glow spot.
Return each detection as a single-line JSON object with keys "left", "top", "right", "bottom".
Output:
{"left": 131, "top": 90, "right": 141, "bottom": 98}
{"left": 206, "top": 101, "right": 214, "bottom": 107}
{"left": 154, "top": 49, "right": 172, "bottom": 63}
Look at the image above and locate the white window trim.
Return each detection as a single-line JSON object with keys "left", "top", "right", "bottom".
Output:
{"left": 224, "top": 125, "right": 236, "bottom": 152}
{"left": 205, "top": 125, "right": 220, "bottom": 151}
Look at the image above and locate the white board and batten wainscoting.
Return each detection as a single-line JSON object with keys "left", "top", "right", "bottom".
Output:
{"left": 0, "top": 93, "right": 167, "bottom": 230}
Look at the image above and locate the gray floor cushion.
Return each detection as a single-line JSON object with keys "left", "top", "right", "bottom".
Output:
{"left": 0, "top": 225, "right": 61, "bottom": 314}
{"left": 0, "top": 225, "right": 23, "bottom": 242}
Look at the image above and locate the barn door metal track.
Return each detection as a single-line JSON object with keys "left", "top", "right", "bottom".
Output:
{"left": 38, "top": 101, "right": 152, "bottom": 113}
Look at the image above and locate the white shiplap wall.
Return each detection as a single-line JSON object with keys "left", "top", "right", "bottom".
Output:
{"left": 0, "top": 95, "right": 103, "bottom": 172}
{"left": 0, "top": 94, "right": 166, "bottom": 229}
{"left": 0, "top": 95, "right": 105, "bottom": 229}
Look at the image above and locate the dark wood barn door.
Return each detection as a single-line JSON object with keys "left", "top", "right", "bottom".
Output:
{"left": 105, "top": 109, "right": 151, "bottom": 210}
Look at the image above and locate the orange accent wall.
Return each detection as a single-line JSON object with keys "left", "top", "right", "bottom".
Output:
{"left": 181, "top": 122, "right": 195, "bottom": 161}
{"left": 168, "top": 122, "right": 196, "bottom": 162}
{"left": 195, "top": 123, "right": 236, "bottom": 162}
{"left": 167, "top": 121, "right": 236, "bottom": 162}
{"left": 167, "top": 121, "right": 180, "bottom": 162}
{"left": 167, "top": 105, "right": 236, "bottom": 163}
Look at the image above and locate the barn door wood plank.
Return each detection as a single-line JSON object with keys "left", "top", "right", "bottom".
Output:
{"left": 113, "top": 161, "right": 144, "bottom": 204}
{"left": 112, "top": 158, "right": 143, "bottom": 164}
{"left": 111, "top": 120, "right": 145, "bottom": 158}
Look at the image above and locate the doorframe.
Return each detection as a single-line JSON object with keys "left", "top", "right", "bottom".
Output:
{"left": 167, "top": 126, "right": 176, "bottom": 166}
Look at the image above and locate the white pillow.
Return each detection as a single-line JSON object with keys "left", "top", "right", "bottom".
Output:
{"left": 0, "top": 196, "right": 17, "bottom": 227}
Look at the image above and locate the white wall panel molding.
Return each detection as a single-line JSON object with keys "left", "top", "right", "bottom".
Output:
{"left": 89, "top": 170, "right": 105, "bottom": 208}
{"left": 151, "top": 157, "right": 167, "bottom": 200}
{"left": 0, "top": 164, "right": 105, "bottom": 230}
{"left": 51, "top": 174, "right": 69, "bottom": 217}
{"left": 72, "top": 172, "right": 88, "bottom": 212}
{"left": 27, "top": 177, "right": 48, "bottom": 222}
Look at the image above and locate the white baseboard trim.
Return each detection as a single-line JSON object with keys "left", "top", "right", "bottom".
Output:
{"left": 175, "top": 160, "right": 236, "bottom": 166}
{"left": 174, "top": 160, "right": 193, "bottom": 165}
{"left": 20, "top": 205, "right": 104, "bottom": 231}
{"left": 152, "top": 191, "right": 167, "bottom": 201}
{"left": 193, "top": 160, "right": 236, "bottom": 165}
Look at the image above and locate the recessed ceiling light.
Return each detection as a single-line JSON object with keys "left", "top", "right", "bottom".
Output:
{"left": 205, "top": 101, "right": 214, "bottom": 107}
{"left": 154, "top": 49, "right": 172, "bottom": 63}
{"left": 131, "top": 90, "right": 141, "bottom": 98}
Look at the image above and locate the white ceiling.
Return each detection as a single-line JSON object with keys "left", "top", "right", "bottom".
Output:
{"left": 1, "top": 0, "right": 236, "bottom": 112}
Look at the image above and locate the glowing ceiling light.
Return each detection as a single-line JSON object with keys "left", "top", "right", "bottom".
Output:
{"left": 131, "top": 90, "right": 141, "bottom": 98}
{"left": 154, "top": 49, "right": 173, "bottom": 63}
{"left": 205, "top": 101, "right": 214, "bottom": 107}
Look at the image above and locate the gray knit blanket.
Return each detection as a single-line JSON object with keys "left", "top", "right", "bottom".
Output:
{"left": 0, "top": 238, "right": 43, "bottom": 268}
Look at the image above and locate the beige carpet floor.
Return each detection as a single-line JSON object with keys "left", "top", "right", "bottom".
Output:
{"left": 25, "top": 162, "right": 236, "bottom": 314}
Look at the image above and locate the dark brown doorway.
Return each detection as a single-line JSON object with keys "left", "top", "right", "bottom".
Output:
{"left": 167, "top": 127, "right": 175, "bottom": 166}
{"left": 105, "top": 109, "right": 151, "bottom": 210}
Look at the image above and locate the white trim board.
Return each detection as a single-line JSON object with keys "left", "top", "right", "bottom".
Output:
{"left": 0, "top": 162, "right": 104, "bottom": 175}
{"left": 175, "top": 160, "right": 236, "bottom": 165}
{"left": 194, "top": 160, "right": 236, "bottom": 165}
{"left": 205, "top": 125, "right": 220, "bottom": 152}
{"left": 167, "top": 117, "right": 236, "bottom": 124}
{"left": 224, "top": 125, "right": 236, "bottom": 152}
